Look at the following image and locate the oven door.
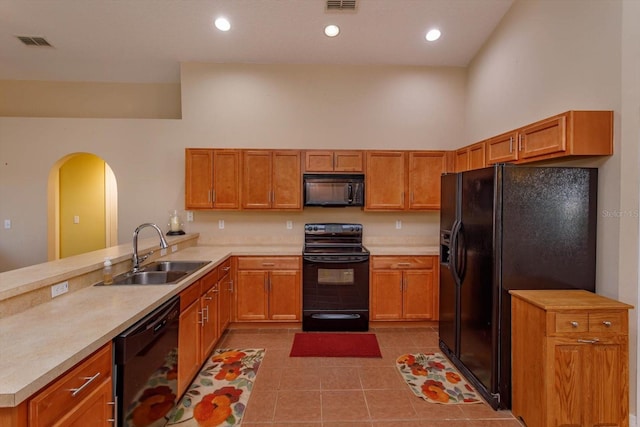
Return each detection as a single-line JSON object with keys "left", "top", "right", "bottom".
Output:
{"left": 302, "top": 254, "right": 370, "bottom": 331}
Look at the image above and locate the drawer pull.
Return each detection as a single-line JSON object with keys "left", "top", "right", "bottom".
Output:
{"left": 602, "top": 321, "right": 612, "bottom": 327}
{"left": 223, "top": 266, "right": 231, "bottom": 272}
{"left": 577, "top": 338, "right": 600, "bottom": 344}
{"left": 70, "top": 372, "right": 100, "bottom": 397}
{"left": 262, "top": 263, "right": 275, "bottom": 266}
{"left": 397, "top": 263, "right": 411, "bottom": 267}
{"left": 570, "top": 321, "right": 579, "bottom": 328}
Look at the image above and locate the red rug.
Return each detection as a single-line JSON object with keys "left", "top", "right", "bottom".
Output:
{"left": 289, "top": 333, "right": 382, "bottom": 358}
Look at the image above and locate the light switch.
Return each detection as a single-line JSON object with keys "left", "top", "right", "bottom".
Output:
{"left": 73, "top": 215, "right": 80, "bottom": 224}
{"left": 4, "top": 219, "right": 10, "bottom": 229}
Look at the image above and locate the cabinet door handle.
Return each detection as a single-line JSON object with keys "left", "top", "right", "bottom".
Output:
{"left": 198, "top": 309, "right": 206, "bottom": 325}
{"left": 509, "top": 136, "right": 513, "bottom": 153}
{"left": 577, "top": 338, "right": 600, "bottom": 344}
{"left": 212, "top": 190, "right": 216, "bottom": 203}
{"left": 228, "top": 279, "right": 234, "bottom": 292}
{"left": 70, "top": 372, "right": 100, "bottom": 397}
{"left": 208, "top": 190, "right": 212, "bottom": 203}
{"left": 107, "top": 396, "right": 117, "bottom": 424}
{"left": 518, "top": 134, "right": 523, "bottom": 151}
{"left": 602, "top": 321, "right": 612, "bottom": 327}
{"left": 570, "top": 321, "right": 579, "bottom": 328}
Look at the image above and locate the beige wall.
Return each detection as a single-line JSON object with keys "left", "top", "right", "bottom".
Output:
{"left": 466, "top": 0, "right": 638, "bottom": 419}
{"left": 0, "top": 64, "right": 466, "bottom": 272}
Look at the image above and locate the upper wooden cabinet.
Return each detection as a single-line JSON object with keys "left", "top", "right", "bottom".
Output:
{"left": 365, "top": 150, "right": 446, "bottom": 211}
{"left": 485, "top": 110, "right": 613, "bottom": 165}
{"left": 304, "top": 150, "right": 364, "bottom": 172}
{"left": 242, "top": 150, "right": 302, "bottom": 210}
{"left": 455, "top": 141, "right": 486, "bottom": 172}
{"left": 185, "top": 148, "right": 240, "bottom": 210}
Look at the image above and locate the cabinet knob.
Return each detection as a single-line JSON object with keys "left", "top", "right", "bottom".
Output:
{"left": 602, "top": 321, "right": 612, "bottom": 327}
{"left": 570, "top": 321, "right": 579, "bottom": 328}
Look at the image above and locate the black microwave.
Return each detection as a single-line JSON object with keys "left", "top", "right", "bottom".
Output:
{"left": 303, "top": 174, "right": 365, "bottom": 207}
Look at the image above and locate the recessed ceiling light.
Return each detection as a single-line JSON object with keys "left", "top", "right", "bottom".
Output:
{"left": 425, "top": 28, "right": 441, "bottom": 42}
{"left": 324, "top": 24, "right": 340, "bottom": 37}
{"left": 214, "top": 17, "right": 231, "bottom": 32}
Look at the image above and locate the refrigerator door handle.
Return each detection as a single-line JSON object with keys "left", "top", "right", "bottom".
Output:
{"left": 456, "top": 223, "right": 467, "bottom": 283}
{"left": 450, "top": 220, "right": 462, "bottom": 286}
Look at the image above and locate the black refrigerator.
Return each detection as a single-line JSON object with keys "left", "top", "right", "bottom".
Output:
{"left": 438, "top": 164, "right": 597, "bottom": 410}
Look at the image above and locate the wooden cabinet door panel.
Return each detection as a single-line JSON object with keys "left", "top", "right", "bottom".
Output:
{"left": 365, "top": 151, "right": 406, "bottom": 210}
{"left": 269, "top": 270, "right": 300, "bottom": 320}
{"left": 236, "top": 270, "right": 269, "bottom": 320}
{"left": 272, "top": 151, "right": 301, "bottom": 209}
{"left": 304, "top": 151, "right": 334, "bottom": 172}
{"left": 371, "top": 270, "right": 403, "bottom": 320}
{"left": 200, "top": 284, "right": 219, "bottom": 361}
{"left": 52, "top": 378, "right": 113, "bottom": 427}
{"left": 455, "top": 149, "right": 468, "bottom": 172}
{"left": 519, "top": 115, "right": 566, "bottom": 160}
{"left": 242, "top": 150, "right": 272, "bottom": 209}
{"left": 590, "top": 343, "right": 626, "bottom": 427}
{"left": 213, "top": 150, "right": 240, "bottom": 209}
{"left": 185, "top": 149, "right": 214, "bottom": 209}
{"left": 468, "top": 143, "right": 486, "bottom": 170}
{"left": 552, "top": 343, "right": 586, "bottom": 427}
{"left": 178, "top": 300, "right": 200, "bottom": 397}
{"left": 403, "top": 270, "right": 435, "bottom": 319}
{"left": 408, "top": 152, "right": 445, "bottom": 210}
{"left": 486, "top": 131, "right": 518, "bottom": 164}
{"left": 334, "top": 151, "right": 364, "bottom": 172}
{"left": 218, "top": 265, "right": 232, "bottom": 333}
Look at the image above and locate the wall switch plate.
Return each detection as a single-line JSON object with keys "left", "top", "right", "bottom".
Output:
{"left": 51, "top": 281, "right": 69, "bottom": 298}
{"left": 395, "top": 220, "right": 402, "bottom": 229}
{"left": 218, "top": 219, "right": 225, "bottom": 229}
{"left": 186, "top": 211, "right": 194, "bottom": 222}
{"left": 3, "top": 219, "right": 10, "bottom": 229}
{"left": 286, "top": 220, "right": 293, "bottom": 230}
{"left": 73, "top": 215, "right": 80, "bottom": 224}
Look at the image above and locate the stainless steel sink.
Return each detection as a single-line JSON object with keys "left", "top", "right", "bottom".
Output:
{"left": 96, "top": 260, "right": 211, "bottom": 286}
{"left": 112, "top": 271, "right": 188, "bottom": 285}
{"left": 141, "top": 260, "right": 210, "bottom": 273}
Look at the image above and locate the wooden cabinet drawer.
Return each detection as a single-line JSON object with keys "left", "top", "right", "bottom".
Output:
{"left": 588, "top": 311, "right": 626, "bottom": 333}
{"left": 29, "top": 343, "right": 112, "bottom": 427}
{"left": 237, "top": 256, "right": 300, "bottom": 270}
{"left": 218, "top": 257, "right": 232, "bottom": 278}
{"left": 371, "top": 256, "right": 434, "bottom": 270}
{"left": 553, "top": 313, "right": 589, "bottom": 333}
{"left": 180, "top": 280, "right": 202, "bottom": 310}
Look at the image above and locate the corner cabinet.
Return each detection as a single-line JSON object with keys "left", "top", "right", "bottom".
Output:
{"left": 235, "top": 256, "right": 301, "bottom": 322}
{"left": 185, "top": 148, "right": 241, "bottom": 210}
{"left": 485, "top": 110, "right": 613, "bottom": 165}
{"left": 365, "top": 151, "right": 446, "bottom": 211}
{"left": 510, "top": 290, "right": 632, "bottom": 427}
{"left": 241, "top": 150, "right": 302, "bottom": 210}
{"left": 370, "top": 256, "right": 439, "bottom": 321}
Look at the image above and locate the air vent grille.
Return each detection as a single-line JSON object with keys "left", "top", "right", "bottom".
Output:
{"left": 16, "top": 36, "right": 53, "bottom": 47}
{"left": 326, "top": 0, "right": 357, "bottom": 11}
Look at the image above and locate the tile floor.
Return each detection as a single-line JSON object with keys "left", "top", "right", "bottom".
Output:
{"left": 214, "top": 325, "right": 523, "bottom": 426}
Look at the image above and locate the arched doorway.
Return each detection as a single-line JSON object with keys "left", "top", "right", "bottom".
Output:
{"left": 47, "top": 153, "right": 118, "bottom": 260}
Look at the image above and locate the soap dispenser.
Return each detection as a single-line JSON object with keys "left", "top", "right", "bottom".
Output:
{"left": 103, "top": 257, "right": 113, "bottom": 285}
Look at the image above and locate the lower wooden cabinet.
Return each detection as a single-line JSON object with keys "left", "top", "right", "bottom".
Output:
{"left": 370, "top": 256, "right": 439, "bottom": 321}
{"left": 235, "top": 256, "right": 301, "bottom": 322}
{"left": 28, "top": 343, "right": 114, "bottom": 427}
{"left": 511, "top": 290, "right": 632, "bottom": 427}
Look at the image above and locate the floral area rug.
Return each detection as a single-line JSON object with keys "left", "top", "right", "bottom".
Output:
{"left": 396, "top": 352, "right": 483, "bottom": 404}
{"left": 167, "top": 348, "right": 265, "bottom": 427}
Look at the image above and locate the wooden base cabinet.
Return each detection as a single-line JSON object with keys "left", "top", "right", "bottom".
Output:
{"left": 235, "top": 256, "right": 301, "bottom": 322}
{"left": 370, "top": 256, "right": 438, "bottom": 321}
{"left": 511, "top": 290, "right": 633, "bottom": 427}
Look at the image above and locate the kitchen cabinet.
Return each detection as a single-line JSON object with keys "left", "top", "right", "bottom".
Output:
{"left": 242, "top": 150, "right": 302, "bottom": 210}
{"left": 365, "top": 151, "right": 446, "bottom": 211}
{"left": 455, "top": 141, "right": 485, "bottom": 172}
{"left": 235, "top": 256, "right": 301, "bottom": 321}
{"left": 185, "top": 148, "right": 241, "bottom": 210}
{"left": 177, "top": 266, "right": 221, "bottom": 396}
{"left": 511, "top": 290, "right": 632, "bottom": 427}
{"left": 28, "top": 343, "right": 114, "bottom": 427}
{"left": 485, "top": 110, "right": 613, "bottom": 165}
{"left": 370, "top": 256, "right": 439, "bottom": 321}
{"left": 217, "top": 257, "right": 233, "bottom": 333}
{"left": 304, "top": 150, "right": 364, "bottom": 172}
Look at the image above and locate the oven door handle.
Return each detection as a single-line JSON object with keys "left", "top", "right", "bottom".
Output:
{"left": 303, "top": 256, "right": 370, "bottom": 263}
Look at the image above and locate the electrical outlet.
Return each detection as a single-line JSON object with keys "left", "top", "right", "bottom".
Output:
{"left": 218, "top": 219, "right": 225, "bottom": 229}
{"left": 3, "top": 219, "right": 10, "bottom": 229}
{"left": 51, "top": 281, "right": 69, "bottom": 298}
{"left": 186, "top": 211, "right": 194, "bottom": 222}
{"left": 160, "top": 248, "right": 167, "bottom": 256}
{"left": 395, "top": 220, "right": 402, "bottom": 230}
{"left": 73, "top": 215, "right": 80, "bottom": 224}
{"left": 286, "top": 220, "right": 293, "bottom": 230}
{"left": 171, "top": 244, "right": 178, "bottom": 253}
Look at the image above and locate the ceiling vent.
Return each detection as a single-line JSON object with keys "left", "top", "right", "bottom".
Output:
{"left": 16, "top": 36, "right": 53, "bottom": 47}
{"left": 326, "top": 0, "right": 357, "bottom": 11}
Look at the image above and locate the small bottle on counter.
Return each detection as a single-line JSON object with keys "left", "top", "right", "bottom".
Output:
{"left": 103, "top": 257, "right": 113, "bottom": 285}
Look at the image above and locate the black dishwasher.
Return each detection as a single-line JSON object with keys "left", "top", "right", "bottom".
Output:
{"left": 114, "top": 296, "right": 180, "bottom": 427}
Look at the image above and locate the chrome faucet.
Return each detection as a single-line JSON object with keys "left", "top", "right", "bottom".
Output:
{"left": 132, "top": 223, "right": 169, "bottom": 272}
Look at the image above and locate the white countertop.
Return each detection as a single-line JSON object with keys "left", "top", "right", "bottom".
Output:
{"left": 0, "top": 242, "right": 437, "bottom": 407}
